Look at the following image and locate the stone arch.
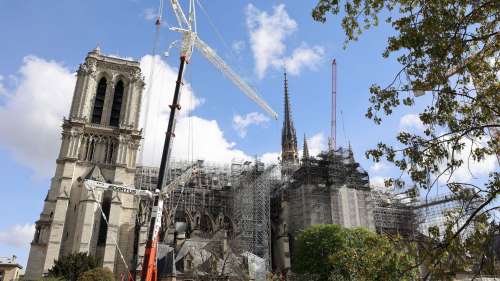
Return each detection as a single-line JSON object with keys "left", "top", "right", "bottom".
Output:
{"left": 191, "top": 211, "right": 203, "bottom": 229}
{"left": 199, "top": 212, "right": 214, "bottom": 234}
{"left": 33, "top": 225, "right": 41, "bottom": 243}
{"left": 78, "top": 133, "right": 100, "bottom": 162}
{"left": 113, "top": 73, "right": 130, "bottom": 86}
{"left": 109, "top": 80, "right": 124, "bottom": 127}
{"left": 91, "top": 77, "right": 107, "bottom": 124}
{"left": 96, "top": 71, "right": 113, "bottom": 83}
{"left": 216, "top": 213, "right": 224, "bottom": 230}
{"left": 223, "top": 215, "right": 234, "bottom": 238}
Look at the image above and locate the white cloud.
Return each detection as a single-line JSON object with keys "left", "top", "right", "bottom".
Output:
{"left": 246, "top": 4, "right": 325, "bottom": 78}
{"left": 398, "top": 114, "right": 496, "bottom": 184}
{"left": 369, "top": 162, "right": 393, "bottom": 190}
{"left": 232, "top": 40, "right": 246, "bottom": 55}
{"left": 0, "top": 75, "right": 6, "bottom": 96}
{"left": 370, "top": 162, "right": 389, "bottom": 173}
{"left": 400, "top": 113, "right": 425, "bottom": 132}
{"left": 439, "top": 137, "right": 497, "bottom": 184}
{"left": 246, "top": 4, "right": 297, "bottom": 79}
{"left": 0, "top": 54, "right": 254, "bottom": 178}
{"left": 232, "top": 112, "right": 270, "bottom": 138}
{"left": 398, "top": 114, "right": 497, "bottom": 185}
{"left": 283, "top": 45, "right": 324, "bottom": 75}
{"left": 142, "top": 8, "right": 157, "bottom": 21}
{"left": 260, "top": 152, "right": 280, "bottom": 165}
{"left": 258, "top": 132, "right": 327, "bottom": 166}
{"left": 0, "top": 223, "right": 35, "bottom": 248}
{"left": 370, "top": 176, "right": 389, "bottom": 189}
{"left": 0, "top": 51, "right": 307, "bottom": 183}
{"left": 0, "top": 56, "right": 75, "bottom": 178}
{"left": 139, "top": 55, "right": 250, "bottom": 166}
{"left": 173, "top": 116, "right": 250, "bottom": 163}
{"left": 308, "top": 132, "right": 327, "bottom": 156}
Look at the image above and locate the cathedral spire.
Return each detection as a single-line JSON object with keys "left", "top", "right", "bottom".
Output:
{"left": 302, "top": 133, "right": 311, "bottom": 167}
{"left": 303, "top": 133, "right": 309, "bottom": 160}
{"left": 346, "top": 141, "right": 355, "bottom": 164}
{"left": 281, "top": 70, "right": 298, "bottom": 174}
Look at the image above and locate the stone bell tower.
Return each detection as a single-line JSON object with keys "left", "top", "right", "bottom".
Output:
{"left": 25, "top": 48, "right": 144, "bottom": 280}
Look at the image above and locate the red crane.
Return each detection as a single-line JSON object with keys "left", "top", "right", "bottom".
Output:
{"left": 331, "top": 59, "right": 337, "bottom": 150}
{"left": 140, "top": 1, "right": 277, "bottom": 281}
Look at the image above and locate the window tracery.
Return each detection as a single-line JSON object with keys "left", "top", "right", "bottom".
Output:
{"left": 91, "top": 77, "right": 107, "bottom": 124}
{"left": 109, "top": 80, "right": 124, "bottom": 127}
{"left": 78, "top": 134, "right": 117, "bottom": 164}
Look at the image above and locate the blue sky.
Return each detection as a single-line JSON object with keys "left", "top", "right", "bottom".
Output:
{"left": 0, "top": 0, "right": 496, "bottom": 268}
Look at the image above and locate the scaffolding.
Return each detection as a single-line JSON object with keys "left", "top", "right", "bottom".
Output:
{"left": 136, "top": 161, "right": 235, "bottom": 234}
{"left": 371, "top": 190, "right": 418, "bottom": 236}
{"left": 136, "top": 160, "right": 233, "bottom": 192}
{"left": 135, "top": 159, "right": 280, "bottom": 266}
{"left": 232, "top": 161, "right": 280, "bottom": 268}
{"left": 134, "top": 165, "right": 159, "bottom": 191}
{"left": 135, "top": 155, "right": 486, "bottom": 277}
{"left": 414, "top": 190, "right": 484, "bottom": 237}
{"left": 370, "top": 188, "right": 485, "bottom": 238}
{"left": 279, "top": 146, "right": 372, "bottom": 235}
{"left": 294, "top": 147, "right": 369, "bottom": 189}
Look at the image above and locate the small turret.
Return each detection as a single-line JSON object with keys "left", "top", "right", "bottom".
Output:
{"left": 302, "top": 134, "right": 309, "bottom": 161}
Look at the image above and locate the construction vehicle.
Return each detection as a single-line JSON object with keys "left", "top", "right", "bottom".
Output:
{"left": 140, "top": 1, "right": 278, "bottom": 281}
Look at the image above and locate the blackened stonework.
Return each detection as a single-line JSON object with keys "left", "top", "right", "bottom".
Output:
{"left": 293, "top": 147, "right": 370, "bottom": 189}
{"left": 270, "top": 146, "right": 374, "bottom": 273}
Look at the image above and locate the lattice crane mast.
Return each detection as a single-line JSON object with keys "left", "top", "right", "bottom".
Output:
{"left": 141, "top": 1, "right": 278, "bottom": 281}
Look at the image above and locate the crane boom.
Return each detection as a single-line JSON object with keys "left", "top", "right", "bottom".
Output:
{"left": 170, "top": 0, "right": 189, "bottom": 29}
{"left": 83, "top": 180, "right": 153, "bottom": 198}
{"left": 160, "top": 163, "right": 198, "bottom": 197}
{"left": 141, "top": 1, "right": 278, "bottom": 281}
{"left": 194, "top": 37, "right": 278, "bottom": 119}
{"left": 141, "top": 54, "right": 187, "bottom": 281}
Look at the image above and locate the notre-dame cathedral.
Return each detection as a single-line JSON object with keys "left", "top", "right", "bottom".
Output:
{"left": 25, "top": 48, "right": 144, "bottom": 280}
{"left": 25, "top": 49, "right": 374, "bottom": 280}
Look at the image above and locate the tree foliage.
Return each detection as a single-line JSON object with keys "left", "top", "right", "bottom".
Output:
{"left": 294, "top": 225, "right": 417, "bottom": 281}
{"left": 414, "top": 212, "right": 500, "bottom": 280}
{"left": 294, "top": 224, "right": 344, "bottom": 280}
{"left": 47, "top": 252, "right": 99, "bottom": 281}
{"left": 77, "top": 267, "right": 115, "bottom": 281}
{"left": 312, "top": 0, "right": 499, "bottom": 277}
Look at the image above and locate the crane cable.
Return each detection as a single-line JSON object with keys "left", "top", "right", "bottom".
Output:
{"left": 139, "top": 0, "right": 168, "bottom": 166}
{"left": 195, "top": 0, "right": 233, "bottom": 59}
{"left": 186, "top": 64, "right": 195, "bottom": 164}
{"left": 195, "top": 0, "right": 263, "bottom": 113}
{"left": 85, "top": 184, "right": 132, "bottom": 278}
{"left": 340, "top": 110, "right": 348, "bottom": 146}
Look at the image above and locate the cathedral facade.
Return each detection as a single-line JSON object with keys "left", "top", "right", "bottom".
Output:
{"left": 25, "top": 50, "right": 374, "bottom": 280}
{"left": 25, "top": 48, "right": 144, "bottom": 280}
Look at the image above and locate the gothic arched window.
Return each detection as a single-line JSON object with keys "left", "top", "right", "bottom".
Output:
{"left": 97, "top": 195, "right": 111, "bottom": 246}
{"left": 92, "top": 77, "right": 107, "bottom": 124}
{"left": 34, "top": 226, "right": 41, "bottom": 243}
{"left": 109, "top": 80, "right": 124, "bottom": 127}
